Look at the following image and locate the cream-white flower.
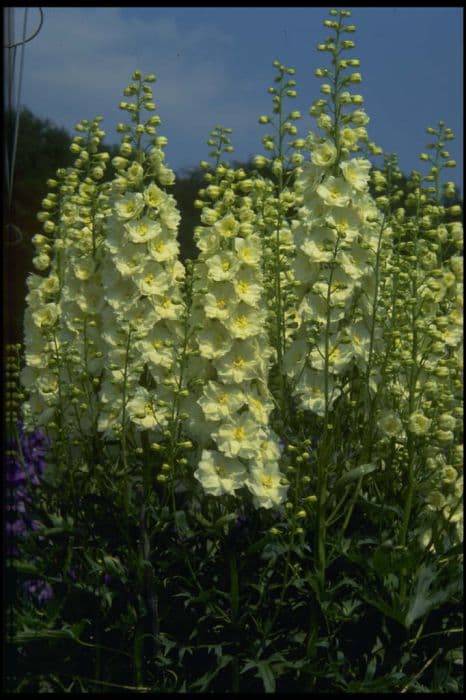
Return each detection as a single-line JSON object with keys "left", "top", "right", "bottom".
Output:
{"left": 114, "top": 192, "right": 145, "bottom": 220}
{"left": 31, "top": 303, "right": 60, "bottom": 329}
{"left": 198, "top": 320, "right": 234, "bottom": 359}
{"left": 316, "top": 176, "right": 352, "bottom": 207}
{"left": 311, "top": 140, "right": 338, "bottom": 168}
{"left": 408, "top": 410, "right": 432, "bottom": 436}
{"left": 194, "top": 449, "right": 247, "bottom": 496}
{"left": 233, "top": 269, "right": 262, "bottom": 306}
{"left": 234, "top": 237, "right": 262, "bottom": 266}
{"left": 216, "top": 339, "right": 267, "bottom": 383}
{"left": 158, "top": 196, "right": 181, "bottom": 230}
{"left": 198, "top": 381, "right": 246, "bottom": 422}
{"left": 244, "top": 389, "right": 275, "bottom": 425}
{"left": 205, "top": 252, "right": 240, "bottom": 282}
{"left": 223, "top": 302, "right": 267, "bottom": 340}
{"left": 125, "top": 215, "right": 162, "bottom": 244}
{"left": 147, "top": 232, "right": 179, "bottom": 262}
{"left": 214, "top": 212, "right": 240, "bottom": 239}
{"left": 214, "top": 413, "right": 266, "bottom": 459}
{"left": 134, "top": 264, "right": 170, "bottom": 296}
{"left": 296, "top": 367, "right": 341, "bottom": 416}
{"left": 143, "top": 182, "right": 165, "bottom": 209}
{"left": 126, "top": 386, "right": 158, "bottom": 430}
{"left": 246, "top": 462, "right": 288, "bottom": 509}
{"left": 203, "top": 283, "right": 237, "bottom": 321}
{"left": 378, "top": 410, "right": 403, "bottom": 438}
{"left": 134, "top": 323, "right": 175, "bottom": 369}
{"left": 340, "top": 158, "right": 371, "bottom": 191}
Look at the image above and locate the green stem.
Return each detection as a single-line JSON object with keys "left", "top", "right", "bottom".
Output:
{"left": 229, "top": 553, "right": 240, "bottom": 692}
{"left": 121, "top": 328, "right": 132, "bottom": 518}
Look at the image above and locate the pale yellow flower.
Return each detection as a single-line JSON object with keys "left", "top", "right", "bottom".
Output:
{"left": 216, "top": 339, "right": 269, "bottom": 384}
{"left": 340, "top": 158, "right": 371, "bottom": 191}
{"left": 198, "top": 320, "right": 234, "bottom": 359}
{"left": 234, "top": 237, "right": 262, "bottom": 266}
{"left": 214, "top": 213, "right": 240, "bottom": 239}
{"left": 114, "top": 192, "right": 145, "bottom": 220}
{"left": 205, "top": 252, "right": 240, "bottom": 282}
{"left": 214, "top": 414, "right": 266, "bottom": 459}
{"left": 408, "top": 411, "right": 432, "bottom": 436}
{"left": 194, "top": 449, "right": 247, "bottom": 496}
{"left": 311, "top": 140, "right": 338, "bottom": 167}
{"left": 246, "top": 462, "right": 288, "bottom": 509}
{"left": 125, "top": 215, "right": 161, "bottom": 244}
{"left": 316, "top": 176, "right": 352, "bottom": 207}
{"left": 198, "top": 381, "right": 245, "bottom": 422}
{"left": 378, "top": 411, "right": 403, "bottom": 438}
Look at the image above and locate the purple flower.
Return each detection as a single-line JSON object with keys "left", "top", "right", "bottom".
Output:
{"left": 23, "top": 579, "right": 54, "bottom": 604}
{"left": 6, "top": 422, "right": 48, "bottom": 558}
{"left": 103, "top": 573, "right": 112, "bottom": 585}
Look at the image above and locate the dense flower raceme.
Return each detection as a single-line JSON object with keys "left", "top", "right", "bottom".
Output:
{"left": 286, "top": 135, "right": 387, "bottom": 415}
{"left": 21, "top": 117, "right": 111, "bottom": 444}
{"left": 98, "top": 73, "right": 186, "bottom": 445}
{"left": 372, "top": 138, "right": 464, "bottom": 545}
{"left": 188, "top": 130, "right": 288, "bottom": 508}
{"left": 262, "top": 12, "right": 388, "bottom": 422}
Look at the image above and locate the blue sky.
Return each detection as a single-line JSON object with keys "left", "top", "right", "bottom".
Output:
{"left": 8, "top": 6, "right": 463, "bottom": 189}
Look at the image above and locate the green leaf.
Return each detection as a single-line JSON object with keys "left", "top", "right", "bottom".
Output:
{"left": 335, "top": 463, "right": 377, "bottom": 489}
{"left": 191, "top": 654, "right": 233, "bottom": 692}
{"left": 405, "top": 564, "right": 461, "bottom": 628}
{"left": 242, "top": 659, "right": 276, "bottom": 693}
{"left": 256, "top": 660, "right": 276, "bottom": 693}
{"left": 13, "top": 627, "right": 75, "bottom": 644}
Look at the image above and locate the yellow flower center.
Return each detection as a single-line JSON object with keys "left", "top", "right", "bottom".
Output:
{"left": 261, "top": 474, "right": 274, "bottom": 489}
{"left": 222, "top": 260, "right": 231, "bottom": 271}
{"left": 234, "top": 427, "right": 246, "bottom": 440}
{"left": 235, "top": 315, "right": 249, "bottom": 330}
{"left": 233, "top": 356, "right": 245, "bottom": 368}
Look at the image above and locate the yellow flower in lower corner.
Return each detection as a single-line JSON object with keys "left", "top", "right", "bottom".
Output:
{"left": 246, "top": 461, "right": 288, "bottom": 509}
{"left": 194, "top": 449, "right": 247, "bottom": 496}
